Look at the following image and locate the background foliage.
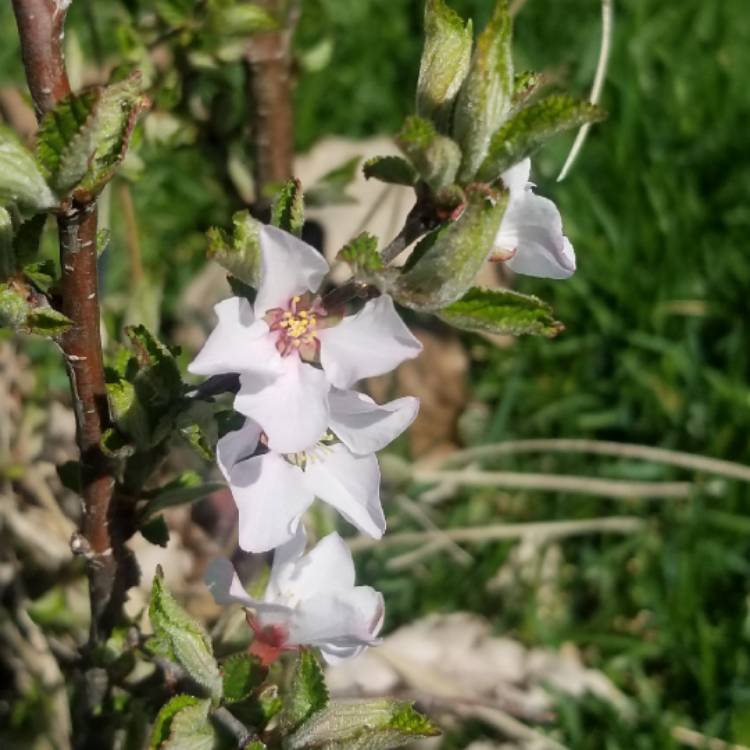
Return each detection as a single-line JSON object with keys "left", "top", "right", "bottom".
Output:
{"left": 1, "top": 0, "right": 750, "bottom": 747}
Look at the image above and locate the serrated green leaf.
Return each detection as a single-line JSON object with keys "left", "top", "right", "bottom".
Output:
{"left": 76, "top": 72, "right": 147, "bottom": 196}
{"left": 23, "top": 259, "right": 56, "bottom": 293}
{"left": 438, "top": 285, "right": 563, "bottom": 337}
{"left": 142, "top": 472, "right": 224, "bottom": 521}
{"left": 35, "top": 89, "right": 100, "bottom": 195}
{"left": 272, "top": 179, "right": 305, "bottom": 236}
{"left": 363, "top": 156, "right": 417, "bottom": 186}
{"left": 151, "top": 694, "right": 201, "bottom": 748}
{"left": 396, "top": 116, "right": 461, "bottom": 193}
{"left": 222, "top": 653, "right": 264, "bottom": 703}
{"left": 477, "top": 94, "right": 606, "bottom": 182}
{"left": 26, "top": 306, "right": 74, "bottom": 336}
{"left": 162, "top": 698, "right": 221, "bottom": 750}
{"left": 416, "top": 0, "right": 473, "bottom": 130}
{"left": 337, "top": 233, "right": 383, "bottom": 274}
{"left": 454, "top": 0, "right": 514, "bottom": 180}
{"left": 393, "top": 187, "right": 507, "bottom": 311}
{"left": 279, "top": 650, "right": 329, "bottom": 733}
{"left": 208, "top": 210, "right": 261, "bottom": 287}
{"left": 286, "top": 699, "right": 439, "bottom": 750}
{"left": 0, "top": 126, "right": 57, "bottom": 212}
{"left": 149, "top": 570, "right": 223, "bottom": 702}
{"left": 305, "top": 157, "right": 360, "bottom": 207}
{"left": 141, "top": 515, "right": 170, "bottom": 547}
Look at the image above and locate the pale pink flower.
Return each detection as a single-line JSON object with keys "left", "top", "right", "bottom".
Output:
{"left": 205, "top": 527, "right": 384, "bottom": 664}
{"left": 188, "top": 225, "right": 422, "bottom": 454}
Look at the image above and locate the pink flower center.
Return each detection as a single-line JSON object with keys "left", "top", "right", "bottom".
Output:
{"left": 266, "top": 295, "right": 327, "bottom": 359}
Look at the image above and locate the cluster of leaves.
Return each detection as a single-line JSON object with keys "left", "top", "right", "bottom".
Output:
{"left": 147, "top": 571, "right": 438, "bottom": 749}
{"left": 0, "top": 72, "right": 147, "bottom": 335}
{"left": 356, "top": 0, "right": 603, "bottom": 336}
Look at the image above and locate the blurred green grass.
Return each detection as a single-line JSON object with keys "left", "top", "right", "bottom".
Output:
{"left": 2, "top": 0, "right": 750, "bottom": 747}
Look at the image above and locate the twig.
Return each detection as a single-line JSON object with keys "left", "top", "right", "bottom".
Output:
{"left": 11, "top": 0, "right": 126, "bottom": 644}
{"left": 213, "top": 706, "right": 257, "bottom": 747}
{"left": 380, "top": 193, "right": 438, "bottom": 264}
{"left": 413, "top": 467, "right": 692, "bottom": 499}
{"left": 671, "top": 726, "right": 750, "bottom": 750}
{"left": 348, "top": 516, "right": 643, "bottom": 553}
{"left": 557, "top": 0, "right": 613, "bottom": 181}
{"left": 435, "top": 439, "right": 750, "bottom": 483}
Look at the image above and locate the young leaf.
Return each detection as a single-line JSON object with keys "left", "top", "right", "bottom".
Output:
{"left": 35, "top": 89, "right": 100, "bottom": 195}
{"left": 286, "top": 699, "right": 439, "bottom": 750}
{"left": 396, "top": 116, "right": 462, "bottom": 193}
{"left": 15, "top": 213, "right": 48, "bottom": 267}
{"left": 0, "top": 207, "right": 12, "bottom": 279}
{"left": 148, "top": 569, "right": 223, "bottom": 702}
{"left": 176, "top": 400, "right": 219, "bottom": 461}
{"left": 26, "top": 306, "right": 74, "bottom": 336}
{"left": 76, "top": 72, "right": 148, "bottom": 196}
{"left": 150, "top": 694, "right": 202, "bottom": 749}
{"left": 141, "top": 471, "right": 224, "bottom": 521}
{"left": 272, "top": 179, "right": 305, "bottom": 236}
{"left": 279, "top": 649, "right": 329, "bottom": 733}
{"left": 363, "top": 156, "right": 417, "bottom": 187}
{"left": 0, "top": 127, "right": 57, "bottom": 212}
{"left": 393, "top": 187, "right": 507, "bottom": 311}
{"left": 161, "top": 698, "right": 221, "bottom": 750}
{"left": 438, "top": 286, "right": 564, "bottom": 337}
{"left": 207, "top": 210, "right": 261, "bottom": 286}
{"left": 477, "top": 95, "right": 606, "bottom": 182}
{"left": 222, "top": 653, "right": 264, "bottom": 703}
{"left": 305, "top": 157, "right": 360, "bottom": 206}
{"left": 416, "top": 0, "right": 473, "bottom": 130}
{"left": 212, "top": 3, "right": 279, "bottom": 35}
{"left": 0, "top": 282, "right": 30, "bottom": 329}
{"left": 337, "top": 233, "right": 383, "bottom": 274}
{"left": 454, "top": 0, "right": 514, "bottom": 180}
{"left": 23, "top": 259, "right": 56, "bottom": 293}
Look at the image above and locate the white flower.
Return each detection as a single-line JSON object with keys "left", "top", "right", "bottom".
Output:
{"left": 492, "top": 158, "right": 576, "bottom": 279}
{"left": 188, "top": 225, "right": 422, "bottom": 454}
{"left": 205, "top": 526, "right": 384, "bottom": 664}
{"left": 217, "top": 390, "right": 419, "bottom": 553}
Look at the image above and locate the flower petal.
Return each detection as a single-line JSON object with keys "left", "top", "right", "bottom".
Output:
{"left": 329, "top": 389, "right": 419, "bottom": 455}
{"left": 188, "top": 297, "right": 281, "bottom": 377}
{"left": 204, "top": 557, "right": 291, "bottom": 616}
{"left": 216, "top": 419, "right": 262, "bottom": 478}
{"left": 495, "top": 191, "right": 576, "bottom": 279}
{"left": 304, "top": 446, "right": 385, "bottom": 539}
{"left": 254, "top": 226, "right": 329, "bottom": 316}
{"left": 264, "top": 524, "right": 309, "bottom": 604}
{"left": 235, "top": 358, "right": 331, "bottom": 453}
{"left": 288, "top": 586, "right": 385, "bottom": 663}
{"left": 228, "top": 452, "right": 314, "bottom": 553}
{"left": 500, "top": 158, "right": 531, "bottom": 196}
{"left": 318, "top": 295, "right": 422, "bottom": 389}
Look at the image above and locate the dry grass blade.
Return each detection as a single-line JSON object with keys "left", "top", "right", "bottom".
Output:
{"left": 671, "top": 726, "right": 750, "bottom": 750}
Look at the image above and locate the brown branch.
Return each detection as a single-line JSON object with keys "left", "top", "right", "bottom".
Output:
{"left": 12, "top": 0, "right": 129, "bottom": 644}
{"left": 380, "top": 190, "right": 440, "bottom": 264}
{"left": 245, "top": 0, "right": 298, "bottom": 207}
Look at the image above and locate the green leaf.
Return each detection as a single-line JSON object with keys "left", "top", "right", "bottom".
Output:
{"left": 454, "top": 0, "right": 514, "bottom": 180}
{"left": 363, "top": 156, "right": 417, "bottom": 186}
{"left": 76, "top": 72, "right": 147, "bottom": 196}
{"left": 477, "top": 94, "right": 606, "bottom": 182}
{"left": 161, "top": 698, "right": 221, "bottom": 750}
{"left": 438, "top": 286, "right": 564, "bottom": 337}
{"left": 155, "top": 0, "right": 194, "bottom": 28}
{"left": 512, "top": 70, "right": 544, "bottom": 105}
{"left": 396, "top": 116, "right": 461, "bottom": 194}
{"left": 0, "top": 282, "right": 31, "bottom": 329}
{"left": 176, "top": 400, "right": 219, "bottom": 461}
{"left": 0, "top": 207, "right": 12, "bottom": 279}
{"left": 207, "top": 210, "right": 261, "bottom": 287}
{"left": 100, "top": 426, "right": 136, "bottom": 458}
{"left": 15, "top": 213, "right": 48, "bottom": 267}
{"left": 337, "top": 233, "right": 383, "bottom": 274}
{"left": 35, "top": 89, "right": 101, "bottom": 195}
{"left": 393, "top": 187, "right": 507, "bottom": 311}
{"left": 151, "top": 694, "right": 201, "bottom": 748}
{"left": 286, "top": 699, "right": 439, "bottom": 750}
{"left": 416, "top": 0, "right": 473, "bottom": 130}
{"left": 279, "top": 650, "right": 329, "bottom": 733}
{"left": 23, "top": 259, "right": 56, "bottom": 293}
{"left": 0, "top": 126, "right": 57, "bottom": 212}
{"left": 141, "top": 515, "right": 170, "bottom": 547}
{"left": 222, "top": 653, "right": 264, "bottom": 703}
{"left": 142, "top": 471, "right": 224, "bottom": 521}
{"left": 26, "top": 306, "right": 73, "bottom": 336}
{"left": 272, "top": 179, "right": 305, "bottom": 236}
{"left": 212, "top": 3, "right": 279, "bottom": 35}
{"left": 305, "top": 157, "right": 360, "bottom": 207}
{"left": 148, "top": 569, "right": 223, "bottom": 702}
